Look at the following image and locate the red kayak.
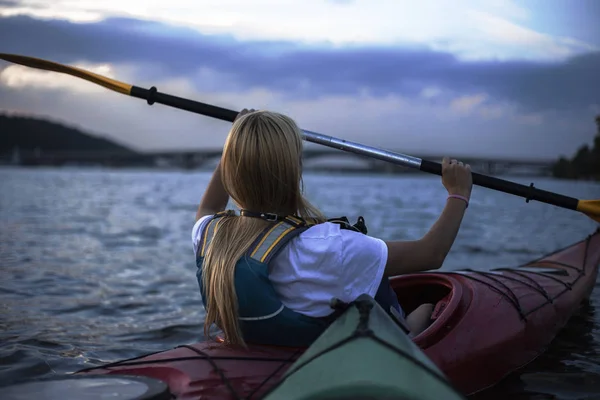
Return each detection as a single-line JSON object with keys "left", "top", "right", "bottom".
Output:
{"left": 76, "top": 228, "right": 600, "bottom": 398}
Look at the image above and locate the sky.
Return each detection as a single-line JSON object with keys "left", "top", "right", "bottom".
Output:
{"left": 1, "top": 0, "right": 599, "bottom": 160}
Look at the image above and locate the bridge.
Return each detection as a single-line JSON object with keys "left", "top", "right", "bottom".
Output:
{"left": 1, "top": 147, "right": 556, "bottom": 176}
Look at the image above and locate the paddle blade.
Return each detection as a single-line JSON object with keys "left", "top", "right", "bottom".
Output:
{"left": 577, "top": 199, "right": 600, "bottom": 223}
{"left": 0, "top": 53, "right": 132, "bottom": 95}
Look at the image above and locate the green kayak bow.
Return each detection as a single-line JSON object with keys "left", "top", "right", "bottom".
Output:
{"left": 262, "top": 294, "right": 466, "bottom": 400}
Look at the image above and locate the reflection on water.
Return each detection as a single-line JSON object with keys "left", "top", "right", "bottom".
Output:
{"left": 1, "top": 167, "right": 599, "bottom": 399}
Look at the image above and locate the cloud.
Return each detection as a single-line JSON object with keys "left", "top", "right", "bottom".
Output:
{"left": 420, "top": 87, "right": 442, "bottom": 99}
{"left": 450, "top": 94, "right": 488, "bottom": 114}
{"left": 0, "top": 0, "right": 596, "bottom": 60}
{"left": 478, "top": 104, "right": 505, "bottom": 120}
{"left": 1, "top": 14, "right": 598, "bottom": 160}
{"left": 515, "top": 113, "right": 544, "bottom": 126}
{"left": 1, "top": 15, "right": 599, "bottom": 116}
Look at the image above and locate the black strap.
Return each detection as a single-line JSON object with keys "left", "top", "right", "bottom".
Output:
{"left": 327, "top": 216, "right": 368, "bottom": 235}
{"left": 239, "top": 209, "right": 306, "bottom": 227}
{"left": 238, "top": 210, "right": 367, "bottom": 233}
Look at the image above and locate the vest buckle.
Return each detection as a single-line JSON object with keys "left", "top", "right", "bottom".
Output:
{"left": 261, "top": 212, "right": 280, "bottom": 222}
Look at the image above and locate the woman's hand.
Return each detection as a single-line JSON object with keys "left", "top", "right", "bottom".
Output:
{"left": 441, "top": 157, "right": 473, "bottom": 200}
{"left": 234, "top": 108, "right": 256, "bottom": 122}
{"left": 383, "top": 157, "right": 473, "bottom": 276}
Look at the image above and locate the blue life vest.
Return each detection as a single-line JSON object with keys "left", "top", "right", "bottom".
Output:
{"left": 195, "top": 211, "right": 402, "bottom": 347}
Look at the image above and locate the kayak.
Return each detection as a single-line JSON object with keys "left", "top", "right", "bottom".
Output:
{"left": 68, "top": 227, "right": 598, "bottom": 398}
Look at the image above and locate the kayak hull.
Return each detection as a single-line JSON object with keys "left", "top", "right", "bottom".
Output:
{"left": 77, "top": 229, "right": 600, "bottom": 398}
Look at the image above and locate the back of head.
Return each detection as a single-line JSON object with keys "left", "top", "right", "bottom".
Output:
{"left": 221, "top": 110, "right": 307, "bottom": 216}
{"left": 202, "top": 110, "right": 324, "bottom": 346}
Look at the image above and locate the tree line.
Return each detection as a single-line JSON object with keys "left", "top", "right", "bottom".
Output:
{"left": 0, "top": 114, "right": 134, "bottom": 154}
{"left": 551, "top": 115, "right": 600, "bottom": 181}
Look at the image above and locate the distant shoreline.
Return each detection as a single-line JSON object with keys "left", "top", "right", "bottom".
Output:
{"left": 2, "top": 113, "right": 589, "bottom": 179}
{"left": 550, "top": 115, "right": 600, "bottom": 182}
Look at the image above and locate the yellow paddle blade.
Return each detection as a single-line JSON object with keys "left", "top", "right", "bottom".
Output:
{"left": 577, "top": 199, "right": 600, "bottom": 223}
{"left": 0, "top": 53, "right": 132, "bottom": 95}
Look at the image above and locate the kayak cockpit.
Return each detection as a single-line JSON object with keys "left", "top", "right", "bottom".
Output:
{"left": 390, "top": 273, "right": 471, "bottom": 346}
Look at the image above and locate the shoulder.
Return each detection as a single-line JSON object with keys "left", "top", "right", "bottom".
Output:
{"left": 298, "top": 222, "right": 387, "bottom": 257}
{"left": 301, "top": 222, "right": 382, "bottom": 242}
{"left": 191, "top": 215, "right": 217, "bottom": 255}
{"left": 276, "top": 221, "right": 388, "bottom": 303}
{"left": 299, "top": 221, "right": 344, "bottom": 239}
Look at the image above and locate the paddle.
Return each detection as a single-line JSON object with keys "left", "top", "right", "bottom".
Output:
{"left": 1, "top": 53, "right": 599, "bottom": 223}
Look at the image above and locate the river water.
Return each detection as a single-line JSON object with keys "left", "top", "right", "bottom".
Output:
{"left": 1, "top": 167, "right": 599, "bottom": 399}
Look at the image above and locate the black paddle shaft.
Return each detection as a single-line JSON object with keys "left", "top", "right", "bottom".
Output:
{"left": 420, "top": 160, "right": 579, "bottom": 210}
{"left": 130, "top": 85, "right": 580, "bottom": 212}
{"left": 131, "top": 86, "right": 239, "bottom": 122}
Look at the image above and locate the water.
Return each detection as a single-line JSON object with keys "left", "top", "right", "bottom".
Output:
{"left": 1, "top": 167, "right": 599, "bottom": 399}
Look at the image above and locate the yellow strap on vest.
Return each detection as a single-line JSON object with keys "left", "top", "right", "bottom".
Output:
{"left": 199, "top": 217, "right": 222, "bottom": 257}
{"left": 199, "top": 214, "right": 304, "bottom": 263}
{"left": 249, "top": 221, "right": 298, "bottom": 263}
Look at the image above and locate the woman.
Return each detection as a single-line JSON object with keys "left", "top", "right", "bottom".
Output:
{"left": 193, "top": 109, "right": 472, "bottom": 347}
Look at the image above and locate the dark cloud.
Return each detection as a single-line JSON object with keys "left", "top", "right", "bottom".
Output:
{"left": 1, "top": 15, "right": 599, "bottom": 113}
{"left": 0, "top": 0, "right": 19, "bottom": 6}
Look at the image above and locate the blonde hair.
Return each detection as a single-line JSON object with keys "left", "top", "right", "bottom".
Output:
{"left": 202, "top": 110, "right": 325, "bottom": 346}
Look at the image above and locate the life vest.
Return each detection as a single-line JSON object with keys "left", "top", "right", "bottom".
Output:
{"left": 195, "top": 211, "right": 401, "bottom": 347}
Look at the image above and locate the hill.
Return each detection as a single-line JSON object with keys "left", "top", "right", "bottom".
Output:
{"left": 0, "top": 113, "right": 135, "bottom": 154}
{"left": 552, "top": 115, "right": 600, "bottom": 181}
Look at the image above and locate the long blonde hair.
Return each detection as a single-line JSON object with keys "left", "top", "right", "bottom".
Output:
{"left": 202, "top": 110, "right": 325, "bottom": 346}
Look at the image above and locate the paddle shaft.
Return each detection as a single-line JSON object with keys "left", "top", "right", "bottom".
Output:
{"left": 130, "top": 86, "right": 579, "bottom": 212}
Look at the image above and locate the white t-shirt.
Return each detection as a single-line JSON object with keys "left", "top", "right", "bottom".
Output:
{"left": 192, "top": 215, "right": 388, "bottom": 318}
